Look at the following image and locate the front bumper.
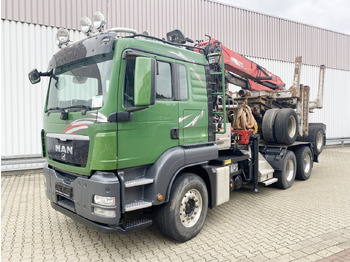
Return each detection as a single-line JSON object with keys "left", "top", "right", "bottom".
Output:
{"left": 51, "top": 202, "right": 127, "bottom": 233}
{"left": 44, "top": 166, "right": 121, "bottom": 228}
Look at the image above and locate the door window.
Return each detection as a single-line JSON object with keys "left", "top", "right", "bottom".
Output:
{"left": 178, "top": 64, "right": 188, "bottom": 100}
{"left": 156, "top": 62, "right": 172, "bottom": 99}
{"left": 123, "top": 56, "right": 136, "bottom": 107}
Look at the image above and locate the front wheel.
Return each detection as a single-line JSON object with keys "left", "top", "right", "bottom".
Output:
{"left": 155, "top": 173, "right": 208, "bottom": 242}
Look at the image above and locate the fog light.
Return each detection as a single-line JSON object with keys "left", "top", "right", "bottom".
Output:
{"left": 93, "top": 11, "right": 106, "bottom": 31}
{"left": 80, "top": 16, "right": 93, "bottom": 34}
{"left": 93, "top": 207, "right": 116, "bottom": 218}
{"left": 56, "top": 28, "right": 70, "bottom": 47}
{"left": 94, "top": 195, "right": 116, "bottom": 206}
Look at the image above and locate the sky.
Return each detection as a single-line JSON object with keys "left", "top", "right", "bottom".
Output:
{"left": 218, "top": 0, "right": 350, "bottom": 35}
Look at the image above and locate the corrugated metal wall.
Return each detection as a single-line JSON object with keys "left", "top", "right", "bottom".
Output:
{"left": 1, "top": 20, "right": 84, "bottom": 158}
{"left": 1, "top": 0, "right": 350, "bottom": 70}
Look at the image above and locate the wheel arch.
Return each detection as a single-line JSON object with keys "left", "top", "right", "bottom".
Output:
{"left": 165, "top": 164, "right": 214, "bottom": 208}
{"left": 144, "top": 144, "right": 218, "bottom": 206}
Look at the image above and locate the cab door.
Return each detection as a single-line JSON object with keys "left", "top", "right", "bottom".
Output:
{"left": 117, "top": 56, "right": 179, "bottom": 169}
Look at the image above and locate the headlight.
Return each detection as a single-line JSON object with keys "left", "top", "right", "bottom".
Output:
{"left": 80, "top": 16, "right": 93, "bottom": 34}
{"left": 56, "top": 28, "right": 70, "bottom": 47}
{"left": 93, "top": 11, "right": 106, "bottom": 31}
{"left": 93, "top": 207, "right": 116, "bottom": 218}
{"left": 94, "top": 195, "right": 116, "bottom": 206}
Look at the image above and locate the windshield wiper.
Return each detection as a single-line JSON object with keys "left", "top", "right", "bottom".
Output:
{"left": 46, "top": 107, "right": 65, "bottom": 113}
{"left": 46, "top": 107, "right": 68, "bottom": 119}
{"left": 64, "top": 105, "right": 92, "bottom": 115}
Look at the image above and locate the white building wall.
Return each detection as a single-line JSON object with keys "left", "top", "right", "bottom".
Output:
{"left": 1, "top": 20, "right": 350, "bottom": 164}
{"left": 1, "top": 20, "right": 84, "bottom": 159}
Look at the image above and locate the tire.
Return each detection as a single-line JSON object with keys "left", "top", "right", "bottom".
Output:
{"left": 274, "top": 108, "right": 298, "bottom": 145}
{"left": 262, "top": 108, "right": 279, "bottom": 144}
{"left": 155, "top": 173, "right": 208, "bottom": 242}
{"left": 274, "top": 150, "right": 296, "bottom": 189}
{"left": 294, "top": 146, "right": 313, "bottom": 180}
{"left": 306, "top": 123, "right": 326, "bottom": 155}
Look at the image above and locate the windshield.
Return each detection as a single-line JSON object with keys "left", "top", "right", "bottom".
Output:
{"left": 47, "top": 53, "right": 113, "bottom": 111}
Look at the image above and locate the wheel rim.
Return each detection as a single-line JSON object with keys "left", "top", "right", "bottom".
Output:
{"left": 316, "top": 132, "right": 323, "bottom": 151}
{"left": 288, "top": 116, "right": 297, "bottom": 138}
{"left": 179, "top": 189, "right": 202, "bottom": 228}
{"left": 286, "top": 158, "right": 295, "bottom": 181}
{"left": 304, "top": 152, "right": 311, "bottom": 173}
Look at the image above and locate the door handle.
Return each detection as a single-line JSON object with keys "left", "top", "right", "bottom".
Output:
{"left": 170, "top": 128, "right": 179, "bottom": 140}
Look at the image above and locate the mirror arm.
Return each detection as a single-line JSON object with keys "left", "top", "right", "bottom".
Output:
{"left": 107, "top": 106, "right": 148, "bottom": 123}
{"left": 40, "top": 71, "right": 51, "bottom": 77}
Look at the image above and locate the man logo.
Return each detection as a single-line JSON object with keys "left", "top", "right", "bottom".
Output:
{"left": 55, "top": 145, "right": 73, "bottom": 154}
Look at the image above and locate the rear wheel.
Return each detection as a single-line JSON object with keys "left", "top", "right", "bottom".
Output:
{"left": 307, "top": 123, "right": 326, "bottom": 155}
{"left": 155, "top": 173, "right": 208, "bottom": 242}
{"left": 294, "top": 146, "right": 313, "bottom": 180}
{"left": 274, "top": 108, "right": 298, "bottom": 145}
{"left": 274, "top": 150, "right": 296, "bottom": 189}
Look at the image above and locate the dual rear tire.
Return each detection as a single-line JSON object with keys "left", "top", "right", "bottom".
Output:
{"left": 262, "top": 108, "right": 298, "bottom": 145}
{"left": 297, "top": 123, "right": 326, "bottom": 155}
{"left": 274, "top": 146, "right": 314, "bottom": 189}
{"left": 294, "top": 146, "right": 313, "bottom": 180}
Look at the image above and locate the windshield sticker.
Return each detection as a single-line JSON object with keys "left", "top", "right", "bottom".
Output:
{"left": 92, "top": 96, "right": 103, "bottom": 108}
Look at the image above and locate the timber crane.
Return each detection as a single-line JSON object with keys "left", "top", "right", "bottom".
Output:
{"left": 195, "top": 36, "right": 325, "bottom": 147}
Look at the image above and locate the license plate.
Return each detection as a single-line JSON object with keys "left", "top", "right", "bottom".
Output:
{"left": 55, "top": 183, "right": 73, "bottom": 198}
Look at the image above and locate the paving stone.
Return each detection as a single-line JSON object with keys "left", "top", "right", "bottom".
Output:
{"left": 2, "top": 147, "right": 350, "bottom": 261}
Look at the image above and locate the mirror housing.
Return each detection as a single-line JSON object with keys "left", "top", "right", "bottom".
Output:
{"left": 28, "top": 69, "right": 41, "bottom": 84}
{"left": 134, "top": 57, "right": 156, "bottom": 107}
{"left": 28, "top": 69, "right": 51, "bottom": 84}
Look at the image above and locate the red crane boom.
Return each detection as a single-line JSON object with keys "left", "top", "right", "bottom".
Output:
{"left": 198, "top": 39, "right": 285, "bottom": 91}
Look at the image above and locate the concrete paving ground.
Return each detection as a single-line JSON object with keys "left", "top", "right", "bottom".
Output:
{"left": 1, "top": 147, "right": 350, "bottom": 261}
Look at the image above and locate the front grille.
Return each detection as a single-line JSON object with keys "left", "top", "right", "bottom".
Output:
{"left": 47, "top": 136, "right": 89, "bottom": 167}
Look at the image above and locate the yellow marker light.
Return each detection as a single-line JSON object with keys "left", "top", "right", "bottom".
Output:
{"left": 157, "top": 194, "right": 164, "bottom": 201}
{"left": 224, "top": 159, "right": 232, "bottom": 165}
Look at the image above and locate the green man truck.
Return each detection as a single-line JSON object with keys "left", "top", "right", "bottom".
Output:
{"left": 29, "top": 12, "right": 326, "bottom": 242}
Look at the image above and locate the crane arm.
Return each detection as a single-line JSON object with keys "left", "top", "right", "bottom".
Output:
{"left": 199, "top": 39, "right": 285, "bottom": 91}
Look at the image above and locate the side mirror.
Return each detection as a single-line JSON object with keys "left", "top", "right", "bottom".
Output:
{"left": 134, "top": 57, "right": 156, "bottom": 107}
{"left": 28, "top": 69, "right": 41, "bottom": 84}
